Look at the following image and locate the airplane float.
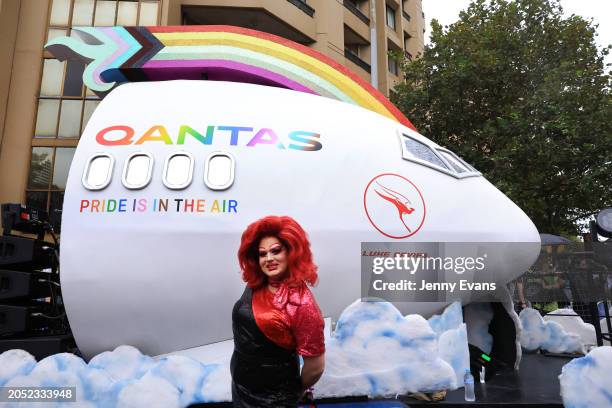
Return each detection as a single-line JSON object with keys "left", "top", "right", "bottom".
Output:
{"left": 45, "top": 26, "right": 540, "bottom": 360}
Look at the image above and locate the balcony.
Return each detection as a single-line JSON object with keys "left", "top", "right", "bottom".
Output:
{"left": 343, "top": 0, "right": 369, "bottom": 25}
{"left": 287, "top": 0, "right": 315, "bottom": 17}
{"left": 344, "top": 48, "right": 371, "bottom": 73}
{"left": 182, "top": 5, "right": 315, "bottom": 45}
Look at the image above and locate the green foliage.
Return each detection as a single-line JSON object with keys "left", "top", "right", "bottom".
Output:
{"left": 392, "top": 0, "right": 611, "bottom": 236}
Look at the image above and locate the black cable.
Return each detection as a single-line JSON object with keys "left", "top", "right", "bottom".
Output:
{"left": 38, "top": 279, "right": 60, "bottom": 287}
{"left": 31, "top": 312, "right": 66, "bottom": 319}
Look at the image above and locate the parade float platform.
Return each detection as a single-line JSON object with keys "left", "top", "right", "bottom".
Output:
{"left": 192, "top": 353, "right": 571, "bottom": 408}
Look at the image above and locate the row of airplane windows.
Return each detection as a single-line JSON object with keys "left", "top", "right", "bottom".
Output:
{"left": 400, "top": 134, "right": 480, "bottom": 178}
{"left": 82, "top": 136, "right": 477, "bottom": 191}
{"left": 82, "top": 151, "right": 235, "bottom": 191}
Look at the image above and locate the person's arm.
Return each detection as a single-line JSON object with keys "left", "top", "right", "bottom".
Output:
{"left": 301, "top": 353, "right": 325, "bottom": 392}
{"left": 517, "top": 281, "right": 527, "bottom": 308}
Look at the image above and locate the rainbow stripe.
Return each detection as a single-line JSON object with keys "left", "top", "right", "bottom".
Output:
{"left": 45, "top": 25, "right": 415, "bottom": 129}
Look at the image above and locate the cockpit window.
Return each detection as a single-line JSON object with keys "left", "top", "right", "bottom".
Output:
{"left": 83, "top": 154, "right": 114, "bottom": 190}
{"left": 204, "top": 152, "right": 235, "bottom": 191}
{"left": 163, "top": 152, "right": 194, "bottom": 190}
{"left": 122, "top": 152, "right": 153, "bottom": 189}
{"left": 401, "top": 135, "right": 449, "bottom": 170}
{"left": 436, "top": 149, "right": 470, "bottom": 173}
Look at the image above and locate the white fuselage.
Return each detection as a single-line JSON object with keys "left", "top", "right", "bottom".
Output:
{"left": 60, "top": 81, "right": 540, "bottom": 358}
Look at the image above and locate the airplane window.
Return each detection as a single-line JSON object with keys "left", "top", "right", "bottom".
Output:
{"left": 163, "top": 152, "right": 194, "bottom": 190}
{"left": 83, "top": 154, "right": 114, "bottom": 190}
{"left": 204, "top": 152, "right": 235, "bottom": 191}
{"left": 402, "top": 136, "right": 449, "bottom": 169}
{"left": 437, "top": 150, "right": 469, "bottom": 173}
{"left": 122, "top": 152, "right": 153, "bottom": 189}
{"left": 458, "top": 157, "right": 478, "bottom": 172}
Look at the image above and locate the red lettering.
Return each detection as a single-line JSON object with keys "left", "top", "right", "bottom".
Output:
{"left": 196, "top": 200, "right": 205, "bottom": 212}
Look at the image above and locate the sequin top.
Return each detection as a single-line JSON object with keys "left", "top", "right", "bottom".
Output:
{"left": 252, "top": 282, "right": 325, "bottom": 357}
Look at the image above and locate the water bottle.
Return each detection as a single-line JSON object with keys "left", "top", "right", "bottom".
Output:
{"left": 464, "top": 368, "right": 475, "bottom": 401}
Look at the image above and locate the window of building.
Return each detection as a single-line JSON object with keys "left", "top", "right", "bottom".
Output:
{"left": 346, "top": 43, "right": 359, "bottom": 56}
{"left": 388, "top": 51, "right": 398, "bottom": 75}
{"left": 344, "top": 25, "right": 371, "bottom": 73}
{"left": 72, "top": 0, "right": 95, "bottom": 26}
{"left": 94, "top": 0, "right": 116, "bottom": 26}
{"left": 344, "top": 0, "right": 369, "bottom": 24}
{"left": 385, "top": 5, "right": 396, "bottom": 30}
{"left": 404, "top": 31, "right": 411, "bottom": 50}
{"left": 31, "top": 0, "right": 162, "bottom": 226}
{"left": 26, "top": 147, "right": 77, "bottom": 228}
{"left": 205, "top": 153, "right": 235, "bottom": 191}
{"left": 49, "top": 0, "right": 71, "bottom": 26}
{"left": 35, "top": 99, "right": 60, "bottom": 137}
{"left": 401, "top": 1, "right": 411, "bottom": 21}
{"left": 117, "top": 1, "right": 139, "bottom": 25}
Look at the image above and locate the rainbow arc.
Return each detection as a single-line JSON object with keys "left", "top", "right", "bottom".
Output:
{"left": 45, "top": 25, "right": 415, "bottom": 129}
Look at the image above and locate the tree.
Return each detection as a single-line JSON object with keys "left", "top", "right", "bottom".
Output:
{"left": 392, "top": 0, "right": 611, "bottom": 236}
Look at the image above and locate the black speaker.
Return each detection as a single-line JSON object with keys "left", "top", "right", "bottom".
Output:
{"left": 1, "top": 203, "right": 49, "bottom": 236}
{"left": 0, "top": 235, "right": 56, "bottom": 271}
{"left": 0, "top": 304, "right": 50, "bottom": 336}
{"left": 0, "top": 334, "right": 76, "bottom": 360}
{"left": 0, "top": 269, "right": 55, "bottom": 301}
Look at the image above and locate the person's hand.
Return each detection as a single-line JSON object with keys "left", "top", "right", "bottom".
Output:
{"left": 299, "top": 387, "right": 315, "bottom": 406}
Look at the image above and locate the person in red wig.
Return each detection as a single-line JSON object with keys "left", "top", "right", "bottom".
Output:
{"left": 231, "top": 215, "right": 325, "bottom": 407}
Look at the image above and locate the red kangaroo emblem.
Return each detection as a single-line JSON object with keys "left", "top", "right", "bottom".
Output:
{"left": 373, "top": 181, "right": 415, "bottom": 233}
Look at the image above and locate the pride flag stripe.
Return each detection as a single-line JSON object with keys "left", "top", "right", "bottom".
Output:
{"left": 45, "top": 25, "right": 415, "bottom": 130}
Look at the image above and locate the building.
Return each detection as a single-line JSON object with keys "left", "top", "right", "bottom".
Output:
{"left": 0, "top": 0, "right": 424, "bottom": 228}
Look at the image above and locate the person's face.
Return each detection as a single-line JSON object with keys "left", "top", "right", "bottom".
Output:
{"left": 258, "top": 236, "right": 288, "bottom": 281}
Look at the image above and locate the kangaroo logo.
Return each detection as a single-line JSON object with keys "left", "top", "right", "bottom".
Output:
{"left": 363, "top": 173, "right": 426, "bottom": 239}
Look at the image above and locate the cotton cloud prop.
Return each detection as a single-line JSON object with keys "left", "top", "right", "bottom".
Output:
{"left": 0, "top": 345, "right": 231, "bottom": 407}
{"left": 314, "top": 300, "right": 469, "bottom": 398}
{"left": 0, "top": 301, "right": 469, "bottom": 406}
{"left": 463, "top": 302, "right": 494, "bottom": 354}
{"left": 428, "top": 302, "right": 470, "bottom": 387}
{"left": 559, "top": 346, "right": 612, "bottom": 408}
{"left": 543, "top": 309, "right": 597, "bottom": 348}
{"left": 519, "top": 308, "right": 584, "bottom": 354}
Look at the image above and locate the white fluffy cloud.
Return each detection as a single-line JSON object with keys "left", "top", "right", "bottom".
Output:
{"left": 314, "top": 300, "right": 468, "bottom": 398}
{"left": 464, "top": 302, "right": 494, "bottom": 354}
{"left": 520, "top": 308, "right": 583, "bottom": 354}
{"left": 543, "top": 309, "right": 597, "bottom": 348}
{"left": 560, "top": 346, "right": 612, "bottom": 408}
{"left": 0, "top": 349, "right": 36, "bottom": 386}
{"left": 0, "top": 345, "right": 231, "bottom": 407}
{"left": 0, "top": 301, "right": 470, "bottom": 405}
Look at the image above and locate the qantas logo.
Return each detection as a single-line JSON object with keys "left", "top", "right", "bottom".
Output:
{"left": 363, "top": 173, "right": 426, "bottom": 239}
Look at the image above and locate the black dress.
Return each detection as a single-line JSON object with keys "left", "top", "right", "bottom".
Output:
{"left": 231, "top": 287, "right": 301, "bottom": 407}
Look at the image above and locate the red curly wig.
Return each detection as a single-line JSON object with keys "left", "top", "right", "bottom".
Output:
{"left": 238, "top": 216, "right": 318, "bottom": 289}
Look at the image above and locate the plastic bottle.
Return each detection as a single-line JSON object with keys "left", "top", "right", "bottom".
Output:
{"left": 464, "top": 368, "right": 476, "bottom": 401}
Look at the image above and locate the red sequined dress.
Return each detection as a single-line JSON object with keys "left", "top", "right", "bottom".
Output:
{"left": 230, "top": 282, "right": 325, "bottom": 407}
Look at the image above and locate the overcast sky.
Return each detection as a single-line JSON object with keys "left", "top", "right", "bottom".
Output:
{"left": 423, "top": 0, "right": 611, "bottom": 66}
